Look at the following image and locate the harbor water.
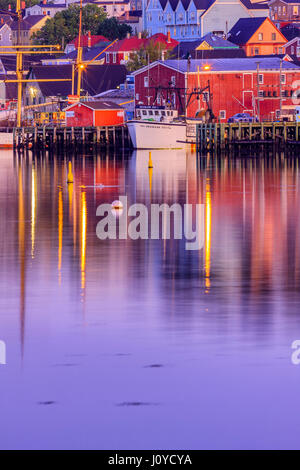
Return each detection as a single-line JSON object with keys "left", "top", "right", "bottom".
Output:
{"left": 0, "top": 149, "right": 300, "bottom": 449}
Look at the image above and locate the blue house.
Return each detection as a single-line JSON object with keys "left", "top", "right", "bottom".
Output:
{"left": 145, "top": 0, "right": 269, "bottom": 41}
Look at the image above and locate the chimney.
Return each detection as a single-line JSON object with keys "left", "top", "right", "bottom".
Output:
{"left": 126, "top": 32, "right": 130, "bottom": 39}
{"left": 43, "top": 0, "right": 46, "bottom": 4}
{"left": 8, "top": 4, "right": 11, "bottom": 11}
{"left": 1, "top": 18, "right": 3, "bottom": 24}
{"left": 125, "top": 10, "right": 129, "bottom": 20}
{"left": 167, "top": 30, "right": 171, "bottom": 43}
{"left": 138, "top": 31, "right": 141, "bottom": 39}
{"left": 21, "top": 1, "right": 25, "bottom": 9}
{"left": 88, "top": 30, "right": 91, "bottom": 48}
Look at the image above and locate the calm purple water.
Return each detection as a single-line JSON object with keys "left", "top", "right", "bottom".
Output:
{"left": 1, "top": 149, "right": 300, "bottom": 450}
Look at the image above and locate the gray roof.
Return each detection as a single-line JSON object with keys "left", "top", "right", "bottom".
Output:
{"left": 162, "top": 57, "right": 300, "bottom": 72}
{"left": 228, "top": 17, "right": 267, "bottom": 45}
{"left": 66, "top": 100, "right": 123, "bottom": 110}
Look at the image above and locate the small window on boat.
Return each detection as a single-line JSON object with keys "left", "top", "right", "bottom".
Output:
{"left": 149, "top": 110, "right": 153, "bottom": 115}
{"left": 155, "top": 111, "right": 159, "bottom": 115}
{"left": 142, "top": 110, "right": 147, "bottom": 115}
{"left": 167, "top": 111, "right": 170, "bottom": 116}
{"left": 162, "top": 111, "right": 166, "bottom": 116}
{"left": 170, "top": 111, "right": 173, "bottom": 116}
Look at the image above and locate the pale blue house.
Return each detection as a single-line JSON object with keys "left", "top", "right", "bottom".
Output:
{"left": 145, "top": 0, "right": 269, "bottom": 41}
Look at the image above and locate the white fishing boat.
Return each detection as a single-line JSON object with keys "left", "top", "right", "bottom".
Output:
{"left": 0, "top": 130, "right": 13, "bottom": 149}
{"left": 127, "top": 106, "right": 186, "bottom": 149}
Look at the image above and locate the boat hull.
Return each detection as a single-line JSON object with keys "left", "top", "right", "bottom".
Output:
{"left": 0, "top": 132, "right": 13, "bottom": 149}
{"left": 127, "top": 120, "right": 186, "bottom": 149}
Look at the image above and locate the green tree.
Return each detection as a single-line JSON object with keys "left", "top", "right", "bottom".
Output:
{"left": 97, "top": 17, "right": 132, "bottom": 40}
{"left": 127, "top": 41, "right": 173, "bottom": 72}
{"left": 32, "top": 4, "right": 107, "bottom": 46}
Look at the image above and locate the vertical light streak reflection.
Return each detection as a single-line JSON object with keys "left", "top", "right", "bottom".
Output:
{"left": 80, "top": 190, "right": 87, "bottom": 291}
{"left": 18, "top": 165, "right": 25, "bottom": 357}
{"left": 31, "top": 166, "right": 37, "bottom": 259}
{"left": 58, "top": 187, "right": 63, "bottom": 285}
{"left": 205, "top": 178, "right": 211, "bottom": 292}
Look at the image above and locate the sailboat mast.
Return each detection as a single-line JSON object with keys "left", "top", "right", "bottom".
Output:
{"left": 16, "top": 0, "right": 22, "bottom": 127}
{"left": 76, "top": 0, "right": 83, "bottom": 99}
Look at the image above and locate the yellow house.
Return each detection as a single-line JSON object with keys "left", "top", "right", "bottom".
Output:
{"left": 11, "top": 15, "right": 50, "bottom": 45}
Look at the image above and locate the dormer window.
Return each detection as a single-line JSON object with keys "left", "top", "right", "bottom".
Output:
{"left": 258, "top": 33, "right": 263, "bottom": 41}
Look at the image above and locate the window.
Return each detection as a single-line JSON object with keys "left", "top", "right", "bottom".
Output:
{"left": 258, "top": 33, "right": 263, "bottom": 41}
{"left": 275, "top": 109, "right": 280, "bottom": 118}
{"left": 219, "top": 110, "right": 226, "bottom": 119}
{"left": 258, "top": 90, "right": 264, "bottom": 97}
{"left": 136, "top": 93, "right": 139, "bottom": 100}
{"left": 258, "top": 73, "right": 264, "bottom": 84}
{"left": 297, "top": 46, "right": 300, "bottom": 56}
{"left": 171, "top": 75, "right": 176, "bottom": 86}
{"left": 106, "top": 53, "right": 110, "bottom": 63}
{"left": 0, "top": 34, "right": 2, "bottom": 41}
{"left": 291, "top": 46, "right": 295, "bottom": 54}
{"left": 203, "top": 91, "right": 209, "bottom": 102}
{"left": 272, "top": 33, "right": 276, "bottom": 40}
{"left": 9, "top": 34, "right": 12, "bottom": 41}
{"left": 255, "top": 48, "right": 259, "bottom": 55}
{"left": 281, "top": 74, "right": 286, "bottom": 84}
{"left": 113, "top": 53, "right": 117, "bottom": 63}
{"left": 293, "top": 6, "right": 299, "bottom": 15}
{"left": 144, "top": 76, "right": 149, "bottom": 87}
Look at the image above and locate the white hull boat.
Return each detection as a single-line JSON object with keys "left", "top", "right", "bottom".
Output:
{"left": 0, "top": 131, "right": 13, "bottom": 148}
{"left": 127, "top": 120, "right": 186, "bottom": 149}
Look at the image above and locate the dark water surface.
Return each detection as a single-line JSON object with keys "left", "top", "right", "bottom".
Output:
{"left": 1, "top": 149, "right": 300, "bottom": 449}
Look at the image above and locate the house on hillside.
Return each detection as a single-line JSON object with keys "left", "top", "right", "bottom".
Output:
{"left": 283, "top": 34, "right": 300, "bottom": 55}
{"left": 145, "top": 0, "right": 269, "bottom": 41}
{"left": 119, "top": 10, "right": 143, "bottom": 34}
{"left": 25, "top": 2, "right": 67, "bottom": 18}
{"left": 269, "top": 0, "right": 300, "bottom": 23}
{"left": 10, "top": 15, "right": 50, "bottom": 45}
{"left": 228, "top": 16, "right": 287, "bottom": 55}
{"left": 105, "top": 33, "right": 178, "bottom": 64}
{"left": 64, "top": 33, "right": 109, "bottom": 54}
{"left": 92, "top": 0, "right": 130, "bottom": 17}
{"left": 0, "top": 19, "right": 12, "bottom": 52}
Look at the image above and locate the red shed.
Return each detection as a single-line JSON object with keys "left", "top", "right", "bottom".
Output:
{"left": 65, "top": 101, "right": 125, "bottom": 127}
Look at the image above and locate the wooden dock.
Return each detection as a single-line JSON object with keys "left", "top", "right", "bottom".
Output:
{"left": 13, "top": 125, "right": 132, "bottom": 152}
{"left": 196, "top": 122, "right": 300, "bottom": 153}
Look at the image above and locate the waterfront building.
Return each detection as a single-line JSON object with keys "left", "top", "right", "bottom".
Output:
{"left": 228, "top": 16, "right": 287, "bottom": 55}
{"left": 145, "top": 0, "right": 269, "bottom": 41}
{"left": 0, "top": 19, "right": 12, "bottom": 52}
{"left": 132, "top": 57, "right": 300, "bottom": 121}
{"left": 283, "top": 34, "right": 300, "bottom": 56}
{"left": 25, "top": 64, "right": 127, "bottom": 107}
{"left": 172, "top": 32, "right": 243, "bottom": 58}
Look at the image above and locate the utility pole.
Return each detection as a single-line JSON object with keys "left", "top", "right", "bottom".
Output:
{"left": 279, "top": 58, "right": 283, "bottom": 120}
{"left": 256, "top": 61, "right": 260, "bottom": 122}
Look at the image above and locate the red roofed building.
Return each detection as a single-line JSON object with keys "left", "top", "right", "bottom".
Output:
{"left": 105, "top": 32, "right": 178, "bottom": 64}
{"left": 65, "top": 32, "right": 109, "bottom": 54}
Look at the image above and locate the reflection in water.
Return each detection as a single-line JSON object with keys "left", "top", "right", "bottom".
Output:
{"left": 1, "top": 150, "right": 300, "bottom": 449}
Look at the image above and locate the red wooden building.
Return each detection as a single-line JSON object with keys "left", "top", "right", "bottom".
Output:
{"left": 64, "top": 101, "right": 125, "bottom": 127}
{"left": 133, "top": 58, "right": 300, "bottom": 121}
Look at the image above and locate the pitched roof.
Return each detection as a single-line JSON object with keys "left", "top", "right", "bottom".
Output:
{"left": 10, "top": 15, "right": 49, "bottom": 31}
{"left": 160, "top": 57, "right": 300, "bottom": 72}
{"left": 29, "top": 64, "right": 127, "bottom": 97}
{"left": 159, "top": 0, "right": 168, "bottom": 7}
{"left": 70, "top": 35, "right": 109, "bottom": 48}
{"left": 172, "top": 44, "right": 246, "bottom": 58}
{"left": 192, "top": 0, "right": 215, "bottom": 10}
{"left": 240, "top": 0, "right": 269, "bottom": 9}
{"left": 228, "top": 17, "right": 267, "bottom": 45}
{"left": 199, "top": 32, "right": 239, "bottom": 49}
{"left": 66, "top": 100, "right": 123, "bottom": 111}
{"left": 65, "top": 45, "right": 110, "bottom": 61}
{"left": 108, "top": 36, "right": 145, "bottom": 52}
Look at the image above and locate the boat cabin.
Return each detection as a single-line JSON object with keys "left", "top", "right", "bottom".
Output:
{"left": 135, "top": 107, "right": 178, "bottom": 123}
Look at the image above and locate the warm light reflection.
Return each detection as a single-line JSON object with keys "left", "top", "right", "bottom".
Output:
{"left": 80, "top": 190, "right": 87, "bottom": 290}
{"left": 205, "top": 178, "right": 211, "bottom": 291}
{"left": 58, "top": 188, "right": 63, "bottom": 284}
{"left": 31, "top": 166, "right": 37, "bottom": 258}
{"left": 18, "top": 165, "right": 25, "bottom": 356}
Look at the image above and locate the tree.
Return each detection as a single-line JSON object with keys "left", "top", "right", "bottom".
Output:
{"left": 127, "top": 41, "right": 173, "bottom": 72}
{"left": 97, "top": 17, "right": 132, "bottom": 41}
{"left": 32, "top": 4, "right": 107, "bottom": 46}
